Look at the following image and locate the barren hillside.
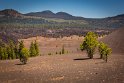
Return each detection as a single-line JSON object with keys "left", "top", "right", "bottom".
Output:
{"left": 101, "top": 27, "right": 124, "bottom": 54}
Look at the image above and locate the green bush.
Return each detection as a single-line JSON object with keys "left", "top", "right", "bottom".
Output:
{"left": 80, "top": 32, "right": 98, "bottom": 59}
{"left": 99, "top": 42, "right": 112, "bottom": 62}
{"left": 48, "top": 53, "right": 52, "bottom": 55}
{"left": 20, "top": 48, "right": 29, "bottom": 64}
{"left": 62, "top": 45, "right": 65, "bottom": 54}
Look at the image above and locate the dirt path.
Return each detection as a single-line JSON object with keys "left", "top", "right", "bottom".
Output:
{"left": 0, "top": 53, "right": 124, "bottom": 83}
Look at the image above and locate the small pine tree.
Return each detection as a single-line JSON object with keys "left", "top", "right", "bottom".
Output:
{"left": 18, "top": 40, "right": 24, "bottom": 60}
{"left": 6, "top": 46, "right": 11, "bottom": 59}
{"left": 29, "top": 42, "right": 36, "bottom": 57}
{"left": 34, "top": 40, "right": 39, "bottom": 56}
{"left": 20, "top": 48, "right": 29, "bottom": 64}
{"left": 3, "top": 47, "right": 8, "bottom": 60}
{"left": 62, "top": 45, "right": 65, "bottom": 54}
{"left": 6, "top": 40, "right": 16, "bottom": 59}
{"left": 14, "top": 45, "right": 19, "bottom": 59}
{"left": 0, "top": 47, "right": 8, "bottom": 60}
{"left": 0, "top": 47, "right": 4, "bottom": 60}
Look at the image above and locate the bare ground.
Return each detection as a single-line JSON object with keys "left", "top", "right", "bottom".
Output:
{"left": 0, "top": 36, "right": 124, "bottom": 83}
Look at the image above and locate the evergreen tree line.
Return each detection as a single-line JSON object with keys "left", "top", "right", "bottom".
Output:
{"left": 0, "top": 40, "right": 39, "bottom": 61}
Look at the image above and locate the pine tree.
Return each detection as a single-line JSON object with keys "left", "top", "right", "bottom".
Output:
{"left": 9, "top": 40, "right": 16, "bottom": 59}
{"left": 29, "top": 42, "right": 36, "bottom": 57}
{"left": 34, "top": 40, "right": 39, "bottom": 56}
{"left": 3, "top": 47, "right": 8, "bottom": 60}
{"left": 0, "top": 47, "right": 8, "bottom": 60}
{"left": 98, "top": 42, "right": 112, "bottom": 62}
{"left": 80, "top": 32, "right": 98, "bottom": 59}
{"left": 0, "top": 47, "right": 4, "bottom": 60}
{"left": 6, "top": 46, "right": 11, "bottom": 59}
{"left": 20, "top": 48, "right": 29, "bottom": 64}
{"left": 18, "top": 40, "right": 24, "bottom": 60}
{"left": 14, "top": 45, "right": 19, "bottom": 59}
{"left": 62, "top": 45, "right": 65, "bottom": 54}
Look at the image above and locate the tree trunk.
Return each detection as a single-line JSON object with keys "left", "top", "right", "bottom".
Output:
{"left": 100, "top": 54, "right": 103, "bottom": 59}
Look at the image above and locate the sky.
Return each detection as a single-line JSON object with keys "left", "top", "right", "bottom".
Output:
{"left": 0, "top": 0, "right": 124, "bottom": 18}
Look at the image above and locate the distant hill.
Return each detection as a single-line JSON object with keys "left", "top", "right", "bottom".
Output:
{"left": 25, "top": 10, "right": 84, "bottom": 20}
{"left": 0, "top": 9, "right": 124, "bottom": 29}
{"left": 25, "top": 10, "right": 55, "bottom": 18}
{"left": 25, "top": 10, "right": 124, "bottom": 28}
{"left": 0, "top": 9, "right": 22, "bottom": 17}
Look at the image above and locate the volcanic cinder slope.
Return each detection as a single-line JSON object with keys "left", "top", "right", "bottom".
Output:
{"left": 101, "top": 27, "right": 124, "bottom": 54}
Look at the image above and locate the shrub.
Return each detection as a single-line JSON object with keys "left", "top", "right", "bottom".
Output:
{"left": 99, "top": 42, "right": 112, "bottom": 62}
{"left": 48, "top": 53, "right": 52, "bottom": 55}
{"left": 80, "top": 32, "right": 98, "bottom": 59}
{"left": 20, "top": 48, "right": 29, "bottom": 64}
{"left": 62, "top": 45, "right": 65, "bottom": 54}
{"left": 59, "top": 51, "right": 61, "bottom": 55}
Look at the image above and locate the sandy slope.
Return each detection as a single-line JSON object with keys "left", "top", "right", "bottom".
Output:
{"left": 20, "top": 35, "right": 84, "bottom": 55}
{"left": 101, "top": 28, "right": 124, "bottom": 54}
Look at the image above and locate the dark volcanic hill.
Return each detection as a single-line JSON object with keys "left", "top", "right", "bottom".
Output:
{"left": 101, "top": 27, "right": 124, "bottom": 54}
{"left": 0, "top": 9, "right": 22, "bottom": 17}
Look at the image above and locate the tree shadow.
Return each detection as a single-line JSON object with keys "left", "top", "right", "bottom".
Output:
{"left": 73, "top": 57, "right": 90, "bottom": 61}
{"left": 15, "top": 63, "right": 25, "bottom": 65}
{"left": 95, "top": 61, "right": 106, "bottom": 64}
{"left": 93, "top": 57, "right": 101, "bottom": 59}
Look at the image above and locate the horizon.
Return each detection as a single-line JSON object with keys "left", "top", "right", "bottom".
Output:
{"left": 0, "top": 0, "right": 124, "bottom": 18}
{"left": 1, "top": 8, "right": 124, "bottom": 19}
